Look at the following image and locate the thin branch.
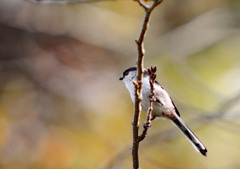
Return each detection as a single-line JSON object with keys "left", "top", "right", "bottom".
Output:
{"left": 132, "top": 1, "right": 164, "bottom": 169}
{"left": 134, "top": 0, "right": 149, "bottom": 11}
{"left": 138, "top": 66, "right": 157, "bottom": 142}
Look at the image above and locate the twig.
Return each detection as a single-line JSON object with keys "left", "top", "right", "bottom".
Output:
{"left": 132, "top": 1, "right": 164, "bottom": 169}
{"left": 138, "top": 66, "right": 157, "bottom": 142}
{"left": 134, "top": 0, "right": 148, "bottom": 10}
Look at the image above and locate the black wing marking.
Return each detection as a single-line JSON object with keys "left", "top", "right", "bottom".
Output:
{"left": 155, "top": 98, "right": 163, "bottom": 106}
{"left": 154, "top": 80, "right": 181, "bottom": 117}
{"left": 171, "top": 98, "right": 180, "bottom": 117}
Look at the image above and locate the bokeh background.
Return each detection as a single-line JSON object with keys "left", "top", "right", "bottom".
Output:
{"left": 0, "top": 0, "right": 240, "bottom": 168}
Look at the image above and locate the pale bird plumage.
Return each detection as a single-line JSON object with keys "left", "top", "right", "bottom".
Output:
{"left": 120, "top": 67, "right": 207, "bottom": 156}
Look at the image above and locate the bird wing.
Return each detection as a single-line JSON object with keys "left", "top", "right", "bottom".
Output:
{"left": 170, "top": 98, "right": 180, "bottom": 117}
{"left": 154, "top": 80, "right": 180, "bottom": 117}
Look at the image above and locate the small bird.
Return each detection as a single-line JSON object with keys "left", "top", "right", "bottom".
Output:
{"left": 119, "top": 67, "right": 207, "bottom": 156}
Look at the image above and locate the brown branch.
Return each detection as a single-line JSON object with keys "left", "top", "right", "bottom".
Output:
{"left": 138, "top": 66, "right": 157, "bottom": 142}
{"left": 132, "top": 1, "right": 164, "bottom": 168}
{"left": 134, "top": 0, "right": 149, "bottom": 10}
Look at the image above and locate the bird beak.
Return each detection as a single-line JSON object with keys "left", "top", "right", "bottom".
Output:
{"left": 119, "top": 76, "right": 123, "bottom": 81}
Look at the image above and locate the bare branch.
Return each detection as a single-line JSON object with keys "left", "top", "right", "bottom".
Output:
{"left": 132, "top": 1, "right": 164, "bottom": 168}
{"left": 134, "top": 0, "right": 149, "bottom": 11}
{"left": 138, "top": 66, "right": 157, "bottom": 142}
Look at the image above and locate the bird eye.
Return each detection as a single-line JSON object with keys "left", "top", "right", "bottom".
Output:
{"left": 124, "top": 71, "right": 129, "bottom": 76}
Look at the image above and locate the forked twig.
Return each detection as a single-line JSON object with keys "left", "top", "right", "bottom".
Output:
{"left": 132, "top": 0, "right": 164, "bottom": 168}
{"left": 132, "top": 1, "right": 164, "bottom": 168}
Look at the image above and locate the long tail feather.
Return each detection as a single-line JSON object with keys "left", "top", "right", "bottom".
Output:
{"left": 171, "top": 116, "right": 207, "bottom": 156}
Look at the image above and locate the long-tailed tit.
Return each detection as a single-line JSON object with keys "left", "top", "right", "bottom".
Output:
{"left": 119, "top": 67, "right": 207, "bottom": 156}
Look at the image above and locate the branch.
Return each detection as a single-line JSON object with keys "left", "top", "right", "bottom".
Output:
{"left": 132, "top": 1, "right": 164, "bottom": 169}
{"left": 138, "top": 66, "right": 157, "bottom": 142}
{"left": 134, "top": 0, "right": 149, "bottom": 10}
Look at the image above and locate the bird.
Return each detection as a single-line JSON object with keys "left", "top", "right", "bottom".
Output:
{"left": 119, "top": 67, "right": 207, "bottom": 156}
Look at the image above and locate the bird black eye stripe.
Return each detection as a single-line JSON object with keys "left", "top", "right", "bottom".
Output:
{"left": 124, "top": 71, "right": 129, "bottom": 76}
{"left": 123, "top": 67, "right": 137, "bottom": 77}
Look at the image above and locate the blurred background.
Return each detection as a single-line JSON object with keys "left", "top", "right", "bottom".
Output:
{"left": 0, "top": 0, "right": 240, "bottom": 168}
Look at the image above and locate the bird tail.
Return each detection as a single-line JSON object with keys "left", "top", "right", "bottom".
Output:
{"left": 171, "top": 115, "right": 207, "bottom": 156}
